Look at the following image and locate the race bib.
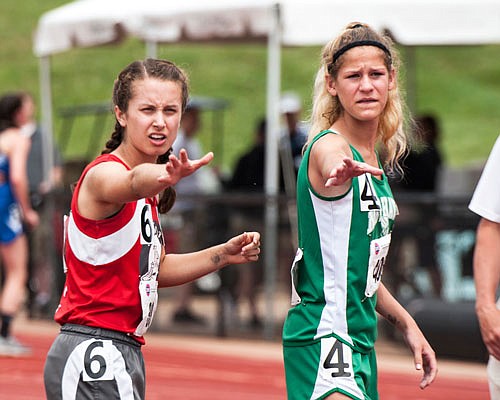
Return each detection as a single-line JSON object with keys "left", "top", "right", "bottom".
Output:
{"left": 63, "top": 214, "right": 69, "bottom": 273}
{"left": 290, "top": 248, "right": 303, "bottom": 306}
{"left": 365, "top": 233, "right": 391, "bottom": 297}
{"left": 358, "top": 173, "right": 380, "bottom": 212}
{"left": 134, "top": 276, "right": 159, "bottom": 336}
{"left": 134, "top": 203, "right": 161, "bottom": 336}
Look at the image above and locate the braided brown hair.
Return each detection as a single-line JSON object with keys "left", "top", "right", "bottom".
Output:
{"left": 103, "top": 59, "right": 190, "bottom": 213}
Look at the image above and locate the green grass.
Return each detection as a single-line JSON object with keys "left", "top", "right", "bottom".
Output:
{"left": 2, "top": 1, "right": 500, "bottom": 170}
{"left": 414, "top": 46, "right": 500, "bottom": 166}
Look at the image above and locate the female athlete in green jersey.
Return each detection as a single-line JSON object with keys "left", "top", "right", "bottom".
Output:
{"left": 282, "top": 22, "right": 437, "bottom": 400}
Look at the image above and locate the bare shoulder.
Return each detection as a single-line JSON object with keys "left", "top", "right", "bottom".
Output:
{"left": 0, "top": 128, "right": 29, "bottom": 154}
{"left": 310, "top": 131, "right": 351, "bottom": 160}
{"left": 307, "top": 130, "right": 358, "bottom": 197}
{"left": 83, "top": 158, "right": 128, "bottom": 187}
{"left": 78, "top": 159, "right": 130, "bottom": 219}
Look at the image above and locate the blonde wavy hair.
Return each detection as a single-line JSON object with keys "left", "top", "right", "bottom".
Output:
{"left": 307, "top": 22, "right": 409, "bottom": 173}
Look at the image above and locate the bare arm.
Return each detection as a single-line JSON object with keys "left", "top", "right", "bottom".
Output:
{"left": 325, "top": 158, "right": 383, "bottom": 187}
{"left": 309, "top": 134, "right": 382, "bottom": 197}
{"left": 79, "top": 150, "right": 213, "bottom": 220}
{"left": 376, "top": 283, "right": 437, "bottom": 389}
{"left": 158, "top": 232, "right": 260, "bottom": 287}
{"left": 7, "top": 131, "right": 39, "bottom": 228}
{"left": 308, "top": 134, "right": 353, "bottom": 197}
{"left": 474, "top": 218, "right": 500, "bottom": 360}
{"left": 134, "top": 150, "right": 214, "bottom": 198}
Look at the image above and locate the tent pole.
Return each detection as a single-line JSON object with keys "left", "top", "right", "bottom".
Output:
{"left": 146, "top": 41, "right": 158, "bottom": 58}
{"left": 38, "top": 54, "right": 58, "bottom": 313}
{"left": 263, "top": 3, "right": 281, "bottom": 340}
{"left": 39, "top": 55, "right": 54, "bottom": 185}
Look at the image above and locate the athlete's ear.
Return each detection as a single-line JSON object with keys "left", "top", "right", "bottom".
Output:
{"left": 388, "top": 67, "right": 396, "bottom": 91}
{"left": 326, "top": 74, "right": 337, "bottom": 97}
{"left": 115, "top": 105, "right": 126, "bottom": 127}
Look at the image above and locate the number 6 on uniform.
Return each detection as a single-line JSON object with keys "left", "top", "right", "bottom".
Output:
{"left": 61, "top": 339, "right": 133, "bottom": 399}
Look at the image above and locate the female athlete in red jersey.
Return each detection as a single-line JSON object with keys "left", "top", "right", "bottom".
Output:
{"left": 44, "top": 58, "right": 260, "bottom": 400}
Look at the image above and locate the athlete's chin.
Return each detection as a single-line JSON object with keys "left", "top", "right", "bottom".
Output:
{"left": 147, "top": 145, "right": 171, "bottom": 158}
{"left": 354, "top": 110, "right": 382, "bottom": 121}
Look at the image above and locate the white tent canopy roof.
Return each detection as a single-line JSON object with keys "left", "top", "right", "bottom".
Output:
{"left": 34, "top": 0, "right": 500, "bottom": 57}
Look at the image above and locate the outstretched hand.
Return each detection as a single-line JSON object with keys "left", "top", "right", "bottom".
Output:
{"left": 224, "top": 232, "right": 261, "bottom": 265}
{"left": 325, "top": 157, "right": 383, "bottom": 187}
{"left": 157, "top": 149, "right": 214, "bottom": 186}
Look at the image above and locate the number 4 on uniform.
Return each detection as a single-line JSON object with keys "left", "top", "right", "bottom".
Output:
{"left": 323, "top": 339, "right": 351, "bottom": 378}
{"left": 359, "top": 173, "right": 379, "bottom": 211}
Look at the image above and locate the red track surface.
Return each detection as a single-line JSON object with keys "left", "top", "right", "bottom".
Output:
{"left": 1, "top": 323, "right": 489, "bottom": 399}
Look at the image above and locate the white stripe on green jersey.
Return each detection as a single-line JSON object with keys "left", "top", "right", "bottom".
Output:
{"left": 283, "top": 130, "right": 398, "bottom": 353}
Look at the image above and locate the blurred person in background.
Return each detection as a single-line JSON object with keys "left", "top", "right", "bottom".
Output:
{"left": 0, "top": 93, "right": 40, "bottom": 356}
{"left": 170, "top": 101, "right": 221, "bottom": 324}
{"left": 279, "top": 92, "right": 309, "bottom": 270}
{"left": 469, "top": 135, "right": 500, "bottom": 400}
{"left": 279, "top": 92, "right": 309, "bottom": 188}
{"left": 225, "top": 117, "right": 269, "bottom": 328}
{"left": 398, "top": 114, "right": 442, "bottom": 192}
{"left": 15, "top": 91, "right": 64, "bottom": 317}
{"left": 392, "top": 114, "right": 444, "bottom": 297}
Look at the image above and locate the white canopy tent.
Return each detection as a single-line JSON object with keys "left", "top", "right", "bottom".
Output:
{"left": 34, "top": 0, "right": 500, "bottom": 337}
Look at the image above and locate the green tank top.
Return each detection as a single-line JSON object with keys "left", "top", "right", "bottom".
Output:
{"left": 282, "top": 130, "right": 398, "bottom": 353}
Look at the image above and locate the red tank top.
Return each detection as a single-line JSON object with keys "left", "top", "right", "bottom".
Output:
{"left": 55, "top": 154, "right": 164, "bottom": 344}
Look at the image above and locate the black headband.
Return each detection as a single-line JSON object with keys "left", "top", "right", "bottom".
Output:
{"left": 328, "top": 40, "right": 392, "bottom": 73}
